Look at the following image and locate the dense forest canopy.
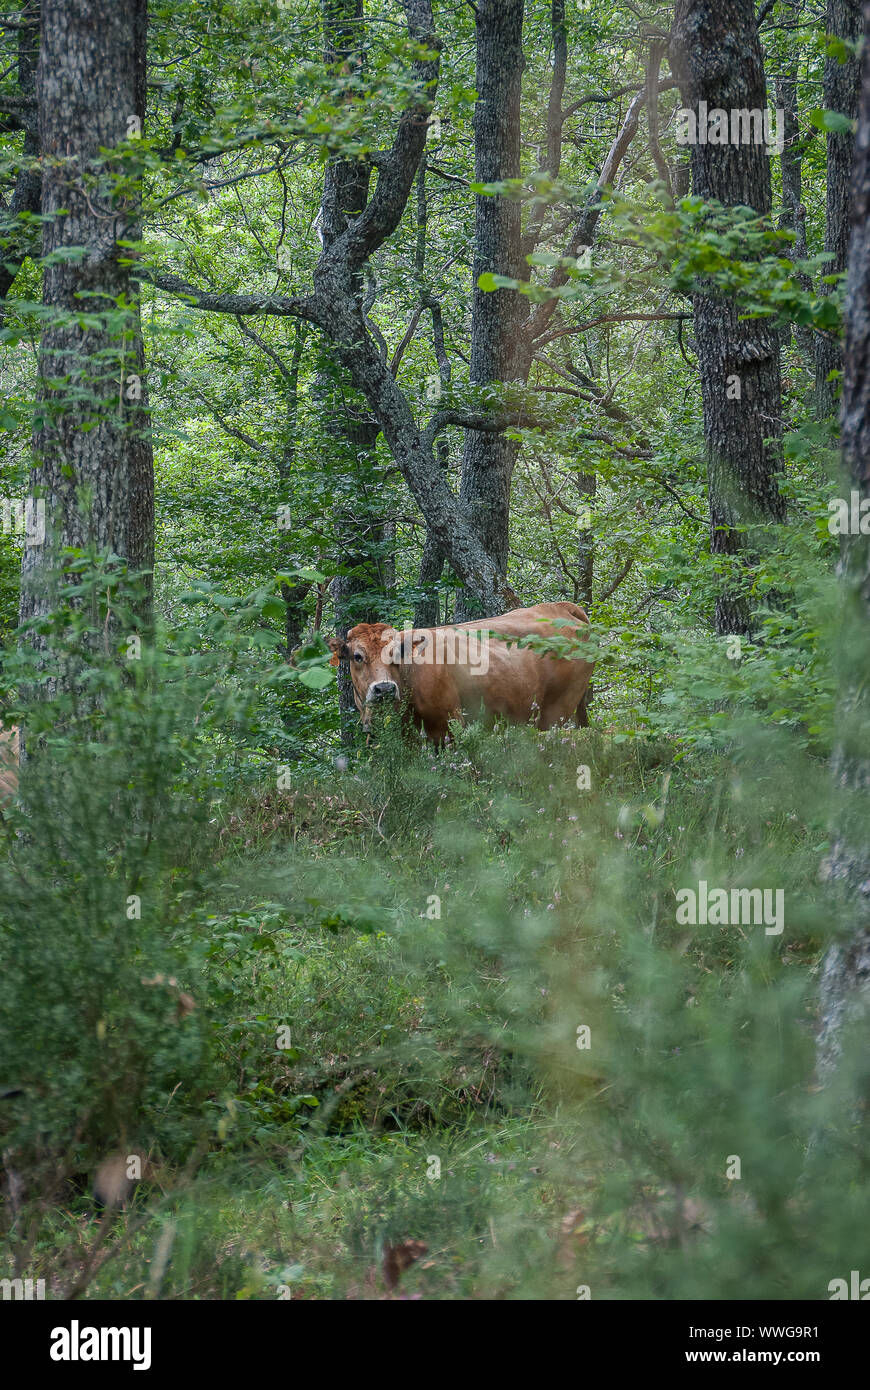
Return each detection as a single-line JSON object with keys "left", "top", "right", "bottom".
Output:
{"left": 1, "top": 0, "right": 870, "bottom": 1313}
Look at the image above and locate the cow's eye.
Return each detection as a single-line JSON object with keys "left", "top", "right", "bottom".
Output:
{"left": 353, "top": 651, "right": 364, "bottom": 663}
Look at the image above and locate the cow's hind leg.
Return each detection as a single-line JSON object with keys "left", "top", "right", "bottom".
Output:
{"left": 575, "top": 692, "right": 590, "bottom": 728}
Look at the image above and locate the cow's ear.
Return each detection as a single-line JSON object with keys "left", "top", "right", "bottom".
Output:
{"left": 327, "top": 636, "right": 347, "bottom": 667}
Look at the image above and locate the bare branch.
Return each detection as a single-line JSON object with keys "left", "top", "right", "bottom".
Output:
{"left": 598, "top": 554, "right": 635, "bottom": 600}
{"left": 653, "top": 475, "right": 705, "bottom": 523}
{"left": 534, "top": 311, "right": 692, "bottom": 350}
{"left": 425, "top": 160, "right": 470, "bottom": 187}
{"left": 524, "top": 91, "right": 646, "bottom": 344}
{"left": 646, "top": 39, "right": 673, "bottom": 195}
{"left": 234, "top": 316, "right": 295, "bottom": 381}
{"left": 561, "top": 78, "right": 678, "bottom": 123}
{"left": 188, "top": 385, "right": 268, "bottom": 453}
{"left": 525, "top": 0, "right": 567, "bottom": 257}
{"left": 391, "top": 302, "right": 425, "bottom": 376}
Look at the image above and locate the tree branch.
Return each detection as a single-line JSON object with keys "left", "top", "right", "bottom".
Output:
{"left": 534, "top": 311, "right": 692, "bottom": 350}
{"left": 646, "top": 39, "right": 673, "bottom": 195}
{"left": 598, "top": 554, "right": 635, "bottom": 600}
{"left": 422, "top": 407, "right": 543, "bottom": 449}
{"left": 0, "top": 92, "right": 36, "bottom": 133}
{"left": 342, "top": 0, "right": 440, "bottom": 271}
{"left": 233, "top": 316, "right": 295, "bottom": 381}
{"left": 136, "top": 268, "right": 320, "bottom": 323}
{"left": 524, "top": 90, "right": 646, "bottom": 344}
{"left": 188, "top": 385, "right": 268, "bottom": 453}
{"left": 561, "top": 78, "right": 678, "bottom": 123}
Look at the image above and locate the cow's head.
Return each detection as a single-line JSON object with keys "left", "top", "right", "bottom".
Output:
{"left": 327, "top": 623, "right": 423, "bottom": 730}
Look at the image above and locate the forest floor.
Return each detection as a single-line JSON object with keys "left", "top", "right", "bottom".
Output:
{"left": 29, "top": 717, "right": 828, "bottom": 1300}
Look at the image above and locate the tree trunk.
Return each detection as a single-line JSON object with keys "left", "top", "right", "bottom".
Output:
{"left": 670, "top": 0, "right": 786, "bottom": 639}
{"left": 816, "top": 0, "right": 870, "bottom": 1086}
{"left": 319, "top": 0, "right": 391, "bottom": 739}
{"left": 329, "top": 499, "right": 384, "bottom": 745}
{"left": 415, "top": 530, "right": 444, "bottom": 628}
{"left": 815, "top": 0, "right": 862, "bottom": 418}
{"left": 576, "top": 473, "right": 596, "bottom": 610}
{"left": 20, "top": 0, "right": 154, "bottom": 642}
{"left": 455, "top": 0, "right": 526, "bottom": 621}
{"left": 278, "top": 324, "right": 311, "bottom": 658}
{"left": 316, "top": 366, "right": 385, "bottom": 741}
{"left": 775, "top": 0, "right": 814, "bottom": 364}
{"left": 411, "top": 159, "right": 449, "bottom": 628}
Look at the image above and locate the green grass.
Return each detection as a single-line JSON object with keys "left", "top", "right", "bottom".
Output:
{"left": 10, "top": 710, "right": 862, "bottom": 1301}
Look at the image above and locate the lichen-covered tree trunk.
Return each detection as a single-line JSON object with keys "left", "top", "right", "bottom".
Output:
{"left": 671, "top": 0, "right": 786, "bottom": 639}
{"left": 455, "top": 0, "right": 526, "bottom": 621}
{"left": 324, "top": 394, "right": 385, "bottom": 744}
{"left": 278, "top": 324, "right": 311, "bottom": 658}
{"left": 816, "top": 0, "right": 870, "bottom": 1085}
{"left": 576, "top": 472, "right": 596, "bottom": 610}
{"left": 776, "top": 0, "right": 814, "bottom": 364}
{"left": 20, "top": 0, "right": 154, "bottom": 637}
{"left": 815, "top": 0, "right": 862, "bottom": 418}
{"left": 318, "top": 0, "right": 393, "bottom": 740}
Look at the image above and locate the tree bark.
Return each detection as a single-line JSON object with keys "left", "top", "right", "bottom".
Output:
{"left": 775, "top": 0, "right": 814, "bottom": 363}
{"left": 323, "top": 390, "right": 384, "bottom": 743}
{"left": 20, "top": 0, "right": 154, "bottom": 641}
{"left": 670, "top": 0, "right": 786, "bottom": 639}
{"left": 816, "top": 0, "right": 870, "bottom": 1086}
{"left": 576, "top": 473, "right": 596, "bottom": 610}
{"left": 319, "top": 0, "right": 395, "bottom": 738}
{"left": 815, "top": 0, "right": 862, "bottom": 418}
{"left": 455, "top": 0, "right": 526, "bottom": 621}
{"left": 278, "top": 323, "right": 311, "bottom": 657}
{"left": 413, "top": 162, "right": 452, "bottom": 628}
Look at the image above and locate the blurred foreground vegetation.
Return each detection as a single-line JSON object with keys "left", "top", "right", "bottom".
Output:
{"left": 0, "top": 575, "right": 866, "bottom": 1300}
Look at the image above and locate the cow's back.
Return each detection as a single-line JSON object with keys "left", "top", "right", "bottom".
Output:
{"left": 453, "top": 600, "right": 589, "bottom": 638}
{"left": 402, "top": 603, "right": 594, "bottom": 737}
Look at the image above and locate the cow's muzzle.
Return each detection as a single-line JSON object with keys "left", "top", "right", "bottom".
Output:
{"left": 367, "top": 680, "right": 400, "bottom": 703}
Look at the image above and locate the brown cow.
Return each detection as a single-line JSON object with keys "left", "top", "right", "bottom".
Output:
{"left": 328, "top": 601, "right": 594, "bottom": 744}
{"left": 0, "top": 723, "right": 18, "bottom": 802}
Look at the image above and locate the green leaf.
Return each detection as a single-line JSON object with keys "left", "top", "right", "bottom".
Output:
{"left": 282, "top": 566, "right": 327, "bottom": 584}
{"left": 297, "top": 665, "right": 334, "bottom": 690}
{"left": 808, "top": 107, "right": 856, "bottom": 135}
{"left": 477, "top": 271, "right": 518, "bottom": 292}
{"left": 260, "top": 597, "right": 286, "bottom": 622}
